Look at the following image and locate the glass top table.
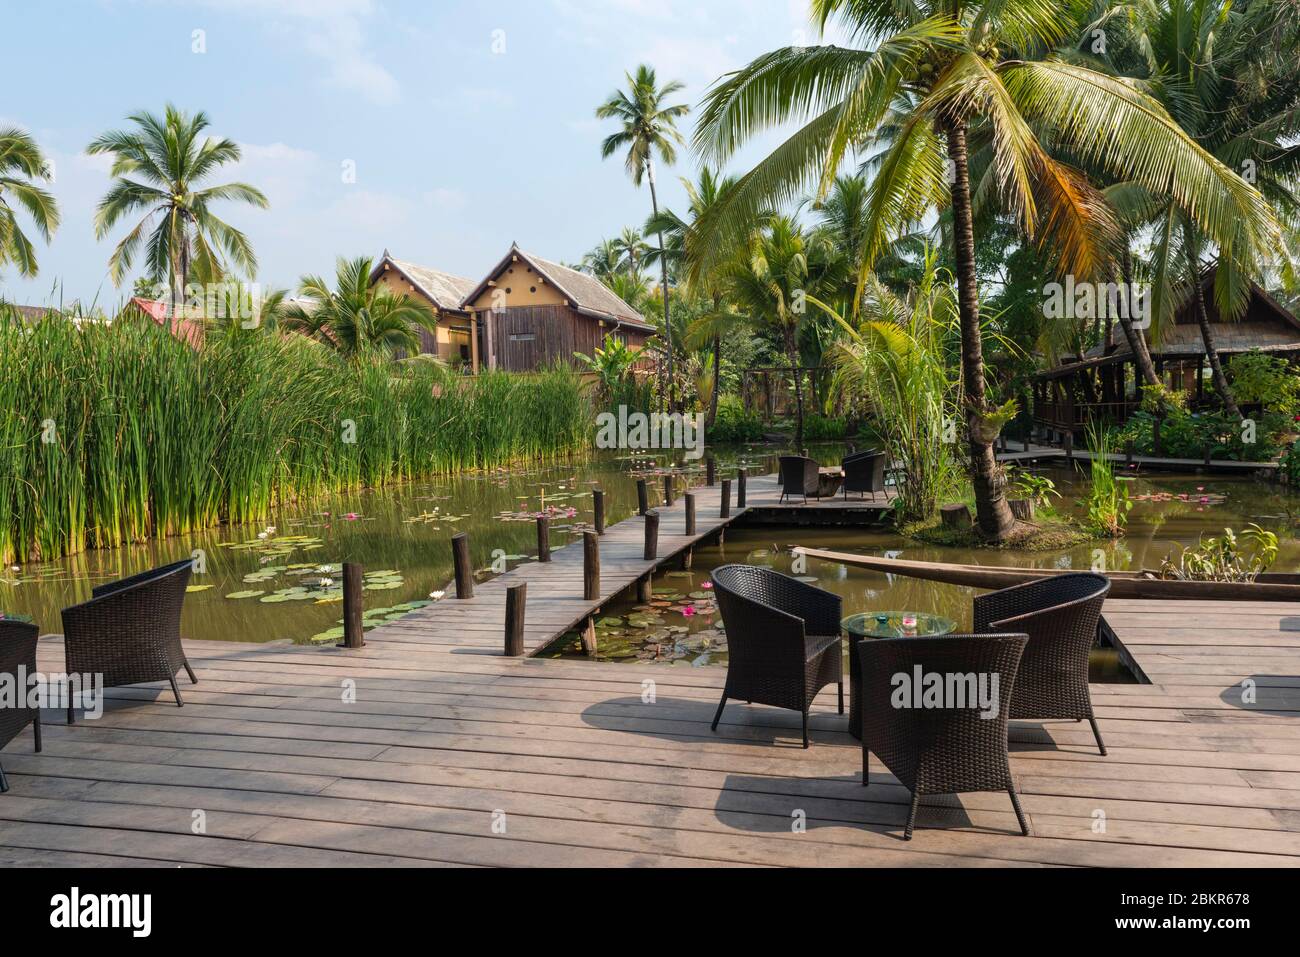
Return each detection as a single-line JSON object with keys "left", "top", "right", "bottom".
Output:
{"left": 842, "top": 611, "right": 958, "bottom": 741}
{"left": 842, "top": 611, "right": 957, "bottom": 640}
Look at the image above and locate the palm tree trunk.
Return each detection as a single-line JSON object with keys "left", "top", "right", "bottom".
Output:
{"left": 785, "top": 328, "right": 805, "bottom": 450}
{"left": 1118, "top": 247, "right": 1159, "bottom": 387}
{"left": 1184, "top": 231, "right": 1242, "bottom": 419}
{"left": 647, "top": 159, "right": 676, "bottom": 412}
{"left": 943, "top": 118, "right": 1015, "bottom": 540}
{"left": 707, "top": 333, "right": 721, "bottom": 428}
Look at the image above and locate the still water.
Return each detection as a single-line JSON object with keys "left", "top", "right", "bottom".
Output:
{"left": 3, "top": 448, "right": 1297, "bottom": 668}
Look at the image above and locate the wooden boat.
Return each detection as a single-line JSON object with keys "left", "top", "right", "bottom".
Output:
{"left": 793, "top": 547, "right": 1300, "bottom": 601}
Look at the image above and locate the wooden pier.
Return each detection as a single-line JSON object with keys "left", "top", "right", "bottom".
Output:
{"left": 2, "top": 472, "right": 1298, "bottom": 868}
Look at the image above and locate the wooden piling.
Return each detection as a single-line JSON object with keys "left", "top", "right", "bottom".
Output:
{"left": 684, "top": 493, "right": 696, "bottom": 535}
{"left": 644, "top": 510, "right": 659, "bottom": 561}
{"left": 592, "top": 489, "right": 605, "bottom": 534}
{"left": 583, "top": 531, "right": 600, "bottom": 601}
{"left": 636, "top": 479, "right": 648, "bottom": 516}
{"left": 504, "top": 583, "right": 526, "bottom": 657}
{"left": 536, "top": 515, "right": 551, "bottom": 563}
{"left": 663, "top": 474, "right": 675, "bottom": 507}
{"left": 737, "top": 468, "right": 747, "bottom": 508}
{"left": 452, "top": 533, "right": 473, "bottom": 599}
{"left": 340, "top": 563, "right": 365, "bottom": 649}
{"left": 720, "top": 479, "right": 731, "bottom": 518}
{"left": 706, "top": 456, "right": 716, "bottom": 487}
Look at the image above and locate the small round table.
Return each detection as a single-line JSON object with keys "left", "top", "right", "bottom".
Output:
{"left": 842, "top": 611, "right": 957, "bottom": 740}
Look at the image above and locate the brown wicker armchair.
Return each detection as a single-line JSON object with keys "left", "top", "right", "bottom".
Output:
{"left": 859, "top": 632, "right": 1030, "bottom": 839}
{"left": 0, "top": 618, "right": 41, "bottom": 793}
{"left": 778, "top": 455, "right": 821, "bottom": 504}
{"left": 61, "top": 559, "right": 197, "bottom": 723}
{"left": 709, "top": 564, "right": 843, "bottom": 748}
{"left": 973, "top": 573, "right": 1111, "bottom": 754}
{"left": 841, "top": 449, "right": 887, "bottom": 500}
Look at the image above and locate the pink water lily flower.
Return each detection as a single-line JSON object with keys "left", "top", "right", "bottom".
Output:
{"left": 681, "top": 606, "right": 697, "bottom": 617}
{"left": 702, "top": 581, "right": 713, "bottom": 589}
{"left": 345, "top": 513, "right": 359, "bottom": 521}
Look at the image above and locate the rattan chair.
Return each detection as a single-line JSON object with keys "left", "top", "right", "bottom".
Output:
{"left": 973, "top": 573, "right": 1111, "bottom": 754}
{"left": 841, "top": 449, "right": 887, "bottom": 500}
{"left": 778, "top": 455, "right": 821, "bottom": 504}
{"left": 0, "top": 618, "right": 42, "bottom": 792}
{"left": 859, "top": 632, "right": 1030, "bottom": 839}
{"left": 61, "top": 559, "right": 197, "bottom": 723}
{"left": 709, "top": 565, "right": 843, "bottom": 748}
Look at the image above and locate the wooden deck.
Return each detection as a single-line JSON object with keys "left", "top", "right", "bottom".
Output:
{"left": 997, "top": 443, "right": 1279, "bottom": 472}
{"left": 2, "top": 479, "right": 1298, "bottom": 867}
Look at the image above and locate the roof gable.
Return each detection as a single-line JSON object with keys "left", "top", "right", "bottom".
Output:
{"left": 370, "top": 254, "right": 475, "bottom": 313}
{"left": 461, "top": 244, "right": 652, "bottom": 329}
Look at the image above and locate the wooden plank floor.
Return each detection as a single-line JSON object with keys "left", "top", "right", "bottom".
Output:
{"left": 2, "top": 484, "right": 1299, "bottom": 866}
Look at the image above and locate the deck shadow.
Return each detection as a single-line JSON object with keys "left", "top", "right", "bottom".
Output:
{"left": 1218, "top": 675, "right": 1300, "bottom": 717}
{"left": 578, "top": 695, "right": 852, "bottom": 749}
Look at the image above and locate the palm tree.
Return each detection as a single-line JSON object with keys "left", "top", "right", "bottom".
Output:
{"left": 283, "top": 256, "right": 437, "bottom": 360}
{"left": 596, "top": 64, "right": 690, "bottom": 410}
{"left": 647, "top": 167, "right": 744, "bottom": 426}
{"left": 581, "top": 238, "right": 623, "bottom": 281}
{"left": 0, "top": 127, "right": 59, "bottom": 277}
{"left": 1103, "top": 0, "right": 1300, "bottom": 419}
{"left": 718, "top": 216, "right": 843, "bottom": 448}
{"left": 693, "top": 0, "right": 1278, "bottom": 539}
{"left": 88, "top": 104, "right": 268, "bottom": 311}
{"left": 612, "top": 226, "right": 651, "bottom": 275}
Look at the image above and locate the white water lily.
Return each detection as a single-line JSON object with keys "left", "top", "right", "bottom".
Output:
{"left": 318, "top": 564, "right": 333, "bottom": 573}
{"left": 257, "top": 532, "right": 268, "bottom": 540}
{"left": 429, "top": 590, "right": 445, "bottom": 600}
{"left": 320, "top": 578, "right": 334, "bottom": 588}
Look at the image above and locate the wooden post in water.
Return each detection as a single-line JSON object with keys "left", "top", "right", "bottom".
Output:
{"left": 1125, "top": 440, "right": 1134, "bottom": 465}
{"left": 663, "top": 474, "right": 675, "bottom": 507}
{"left": 1063, "top": 431, "right": 1074, "bottom": 465}
{"left": 684, "top": 493, "right": 696, "bottom": 535}
{"left": 592, "top": 489, "right": 605, "bottom": 534}
{"left": 636, "top": 479, "right": 649, "bottom": 516}
{"left": 451, "top": 533, "right": 473, "bottom": 599}
{"left": 583, "top": 531, "right": 600, "bottom": 601}
{"left": 504, "top": 583, "right": 526, "bottom": 657}
{"left": 644, "top": 510, "right": 659, "bottom": 561}
{"left": 706, "top": 456, "right": 716, "bottom": 487}
{"left": 637, "top": 575, "right": 653, "bottom": 602}
{"left": 720, "top": 479, "right": 732, "bottom": 518}
{"left": 340, "top": 563, "right": 365, "bottom": 648}
{"left": 1153, "top": 417, "right": 1163, "bottom": 457}
{"left": 536, "top": 515, "right": 551, "bottom": 562}
{"left": 737, "top": 468, "right": 747, "bottom": 508}
{"left": 1203, "top": 442, "right": 1213, "bottom": 468}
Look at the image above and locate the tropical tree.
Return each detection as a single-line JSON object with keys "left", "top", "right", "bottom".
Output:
{"left": 718, "top": 216, "right": 844, "bottom": 447}
{"left": 612, "top": 226, "right": 651, "bottom": 275}
{"left": 693, "top": 0, "right": 1278, "bottom": 539}
{"left": 1102, "top": 0, "right": 1300, "bottom": 419}
{"left": 0, "top": 127, "right": 60, "bottom": 277}
{"left": 283, "top": 256, "right": 437, "bottom": 360}
{"left": 647, "top": 167, "right": 743, "bottom": 426}
{"left": 581, "top": 238, "right": 623, "bottom": 281}
{"left": 596, "top": 64, "right": 690, "bottom": 410}
{"left": 87, "top": 104, "right": 268, "bottom": 310}
{"left": 575, "top": 333, "right": 643, "bottom": 404}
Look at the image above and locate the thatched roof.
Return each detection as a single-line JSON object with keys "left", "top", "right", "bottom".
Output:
{"left": 461, "top": 243, "right": 654, "bottom": 331}
{"left": 1034, "top": 272, "right": 1300, "bottom": 382}
{"left": 370, "top": 252, "right": 475, "bottom": 314}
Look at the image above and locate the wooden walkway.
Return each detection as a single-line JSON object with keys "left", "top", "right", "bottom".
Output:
{"left": 2, "top": 481, "right": 1299, "bottom": 867}
{"left": 997, "top": 443, "right": 1279, "bottom": 472}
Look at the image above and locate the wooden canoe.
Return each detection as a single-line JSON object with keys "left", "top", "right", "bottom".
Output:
{"left": 793, "top": 547, "right": 1300, "bottom": 601}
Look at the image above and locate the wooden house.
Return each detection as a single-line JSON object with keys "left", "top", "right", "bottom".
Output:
{"left": 459, "top": 243, "right": 655, "bottom": 372}
{"left": 368, "top": 252, "right": 480, "bottom": 368}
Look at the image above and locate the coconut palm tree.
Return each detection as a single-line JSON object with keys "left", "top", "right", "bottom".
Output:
{"left": 718, "top": 216, "right": 844, "bottom": 448}
{"left": 693, "top": 0, "right": 1278, "bottom": 539}
{"left": 1103, "top": 0, "right": 1300, "bottom": 419}
{"left": 87, "top": 104, "right": 268, "bottom": 311}
{"left": 612, "top": 226, "right": 652, "bottom": 276}
{"left": 283, "top": 256, "right": 437, "bottom": 361}
{"left": 582, "top": 238, "right": 623, "bottom": 281}
{"left": 647, "top": 167, "right": 744, "bottom": 426}
{"left": 0, "top": 127, "right": 59, "bottom": 277}
{"left": 596, "top": 64, "right": 690, "bottom": 410}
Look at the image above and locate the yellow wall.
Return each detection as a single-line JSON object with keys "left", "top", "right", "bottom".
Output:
{"left": 373, "top": 268, "right": 450, "bottom": 346}
{"left": 468, "top": 258, "right": 567, "bottom": 310}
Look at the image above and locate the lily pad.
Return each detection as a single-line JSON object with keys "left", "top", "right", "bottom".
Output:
{"left": 224, "top": 590, "right": 265, "bottom": 600}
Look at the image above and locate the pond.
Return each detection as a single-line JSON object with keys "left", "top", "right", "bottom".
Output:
{"left": 3, "top": 448, "right": 1298, "bottom": 667}
{"left": 541, "top": 463, "right": 1300, "bottom": 682}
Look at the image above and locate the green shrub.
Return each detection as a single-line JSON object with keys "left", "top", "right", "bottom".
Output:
{"left": 802, "top": 414, "right": 848, "bottom": 441}
{"left": 1111, "top": 409, "right": 1289, "bottom": 461}
{"left": 1228, "top": 350, "right": 1300, "bottom": 416}
{"left": 710, "top": 395, "right": 765, "bottom": 443}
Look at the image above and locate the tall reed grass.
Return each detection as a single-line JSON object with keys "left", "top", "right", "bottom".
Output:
{"left": 0, "top": 307, "right": 592, "bottom": 562}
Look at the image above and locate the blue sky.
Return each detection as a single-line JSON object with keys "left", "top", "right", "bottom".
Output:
{"left": 1, "top": 0, "right": 846, "bottom": 306}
